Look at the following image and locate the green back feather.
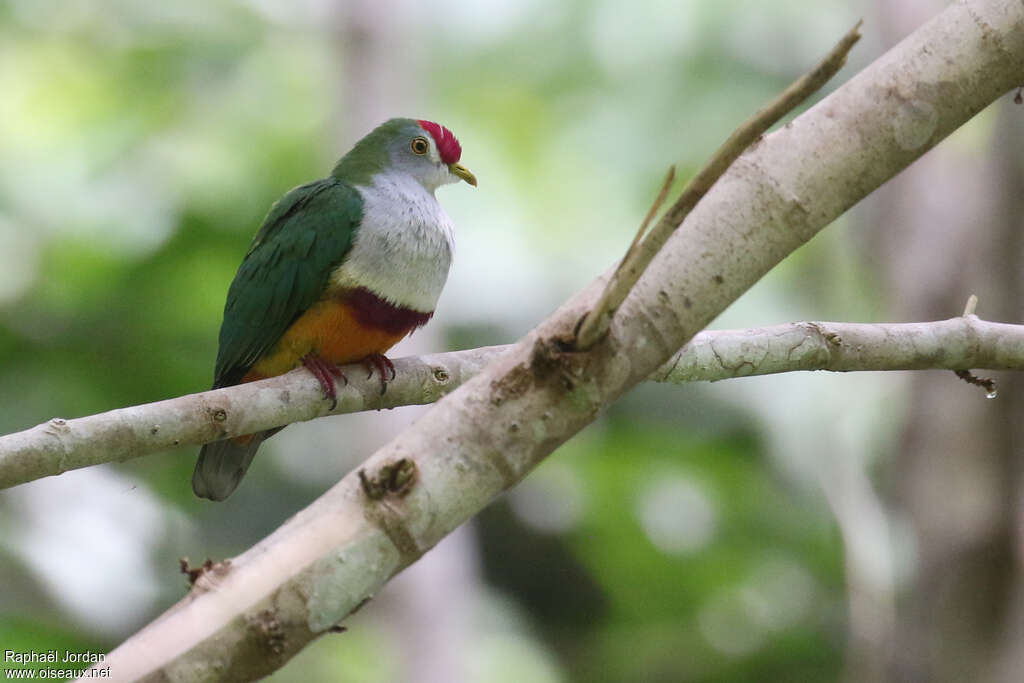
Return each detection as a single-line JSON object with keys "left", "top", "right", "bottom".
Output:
{"left": 213, "top": 177, "right": 363, "bottom": 388}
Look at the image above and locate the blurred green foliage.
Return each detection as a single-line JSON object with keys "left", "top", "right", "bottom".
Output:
{"left": 476, "top": 418, "right": 843, "bottom": 682}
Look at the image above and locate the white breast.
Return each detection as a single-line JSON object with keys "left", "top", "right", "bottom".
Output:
{"left": 330, "top": 172, "right": 456, "bottom": 313}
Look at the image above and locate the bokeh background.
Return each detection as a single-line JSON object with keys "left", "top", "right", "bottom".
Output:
{"left": 1, "top": 0, "right": 1022, "bottom": 681}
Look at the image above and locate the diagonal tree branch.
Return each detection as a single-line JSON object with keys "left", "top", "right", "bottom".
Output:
{"left": 2, "top": 315, "right": 1023, "bottom": 491}
{"left": 574, "top": 20, "right": 863, "bottom": 349}
{"left": 79, "top": 1, "right": 1024, "bottom": 680}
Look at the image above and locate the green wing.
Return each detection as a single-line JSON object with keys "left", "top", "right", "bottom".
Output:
{"left": 212, "top": 178, "right": 363, "bottom": 388}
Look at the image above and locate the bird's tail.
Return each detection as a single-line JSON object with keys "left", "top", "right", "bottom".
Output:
{"left": 192, "top": 431, "right": 277, "bottom": 501}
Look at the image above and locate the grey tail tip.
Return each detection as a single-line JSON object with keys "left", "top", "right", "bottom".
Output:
{"left": 192, "top": 437, "right": 264, "bottom": 502}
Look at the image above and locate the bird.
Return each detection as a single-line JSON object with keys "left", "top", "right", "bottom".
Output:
{"left": 192, "top": 118, "right": 476, "bottom": 501}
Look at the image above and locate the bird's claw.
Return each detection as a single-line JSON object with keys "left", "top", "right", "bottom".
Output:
{"left": 362, "top": 354, "right": 396, "bottom": 395}
{"left": 302, "top": 354, "right": 347, "bottom": 410}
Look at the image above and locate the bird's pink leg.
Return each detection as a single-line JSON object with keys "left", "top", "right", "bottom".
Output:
{"left": 302, "top": 354, "right": 347, "bottom": 409}
{"left": 361, "top": 353, "right": 396, "bottom": 395}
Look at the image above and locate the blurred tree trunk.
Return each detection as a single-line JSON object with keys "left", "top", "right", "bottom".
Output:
{"left": 867, "top": 2, "right": 1024, "bottom": 680}
{"left": 327, "top": 3, "right": 481, "bottom": 682}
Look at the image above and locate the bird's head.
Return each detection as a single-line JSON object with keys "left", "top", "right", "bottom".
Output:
{"left": 333, "top": 118, "right": 477, "bottom": 193}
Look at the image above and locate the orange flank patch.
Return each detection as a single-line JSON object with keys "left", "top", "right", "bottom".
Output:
{"left": 245, "top": 297, "right": 409, "bottom": 380}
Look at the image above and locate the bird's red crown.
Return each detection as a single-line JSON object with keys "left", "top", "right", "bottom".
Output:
{"left": 417, "top": 120, "right": 462, "bottom": 165}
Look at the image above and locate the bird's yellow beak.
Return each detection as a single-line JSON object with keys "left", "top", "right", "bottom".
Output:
{"left": 449, "top": 163, "right": 477, "bottom": 187}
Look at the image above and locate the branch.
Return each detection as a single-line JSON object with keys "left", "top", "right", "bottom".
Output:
{"left": 0, "top": 347, "right": 499, "bottom": 491}
{"left": 80, "top": 2, "right": 1024, "bottom": 680}
{"left": 658, "top": 316, "right": 1024, "bottom": 382}
{"left": 3, "top": 316, "right": 1022, "bottom": 490}
{"left": 574, "top": 21, "right": 863, "bottom": 349}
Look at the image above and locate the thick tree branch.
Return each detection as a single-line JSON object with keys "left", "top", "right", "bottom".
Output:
{"left": 2, "top": 316, "right": 1022, "bottom": 491}
{"left": 78, "top": 1, "right": 1024, "bottom": 680}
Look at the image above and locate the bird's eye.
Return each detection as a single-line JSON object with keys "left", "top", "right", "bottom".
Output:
{"left": 411, "top": 137, "right": 430, "bottom": 155}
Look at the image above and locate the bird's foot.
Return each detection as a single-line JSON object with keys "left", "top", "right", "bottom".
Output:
{"left": 361, "top": 353, "right": 396, "bottom": 395}
{"left": 302, "top": 354, "right": 347, "bottom": 410}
